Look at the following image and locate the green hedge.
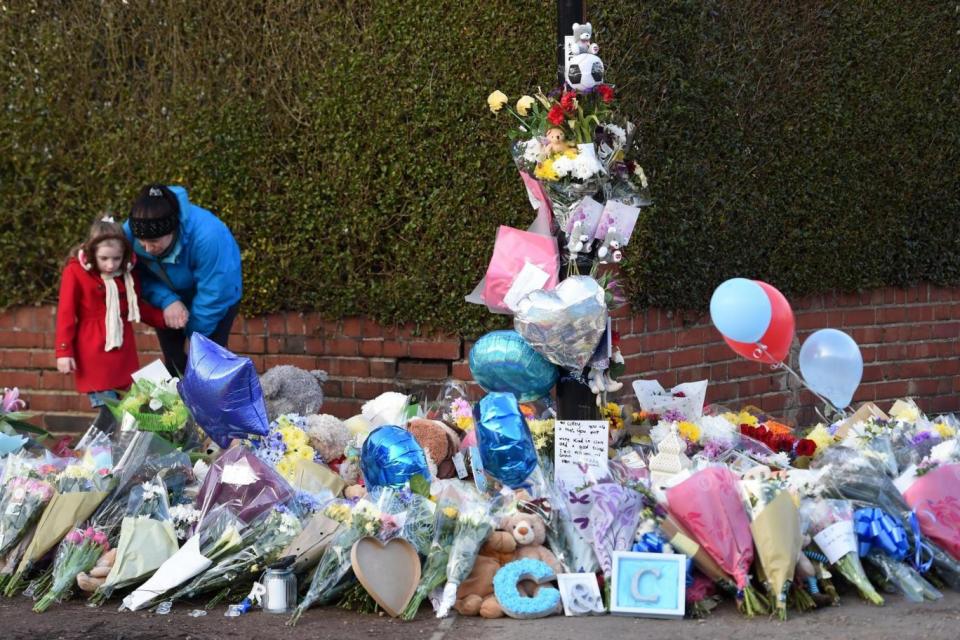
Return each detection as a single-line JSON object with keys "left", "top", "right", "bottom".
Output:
{"left": 2, "top": 1, "right": 957, "bottom": 336}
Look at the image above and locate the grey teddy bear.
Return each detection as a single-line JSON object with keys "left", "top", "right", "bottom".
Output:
{"left": 259, "top": 365, "right": 327, "bottom": 421}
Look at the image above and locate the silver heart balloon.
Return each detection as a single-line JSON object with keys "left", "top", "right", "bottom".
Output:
{"left": 514, "top": 275, "right": 608, "bottom": 372}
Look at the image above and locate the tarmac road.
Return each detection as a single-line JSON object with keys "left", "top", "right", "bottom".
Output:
{"left": 2, "top": 592, "right": 959, "bottom": 640}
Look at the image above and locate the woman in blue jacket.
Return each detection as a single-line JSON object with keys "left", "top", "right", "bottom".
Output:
{"left": 124, "top": 184, "right": 242, "bottom": 376}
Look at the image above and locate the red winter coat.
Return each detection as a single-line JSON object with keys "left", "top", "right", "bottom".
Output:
{"left": 55, "top": 258, "right": 166, "bottom": 393}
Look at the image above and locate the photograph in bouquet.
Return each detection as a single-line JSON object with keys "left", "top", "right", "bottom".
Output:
{"left": 609, "top": 551, "right": 686, "bottom": 618}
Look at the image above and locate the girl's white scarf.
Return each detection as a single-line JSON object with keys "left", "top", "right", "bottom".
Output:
{"left": 80, "top": 250, "right": 141, "bottom": 351}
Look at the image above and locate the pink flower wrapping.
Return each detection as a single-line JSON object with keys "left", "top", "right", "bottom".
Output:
{"left": 666, "top": 466, "right": 755, "bottom": 590}
{"left": 903, "top": 463, "right": 960, "bottom": 562}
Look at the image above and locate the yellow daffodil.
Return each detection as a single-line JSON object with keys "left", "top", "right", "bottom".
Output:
{"left": 516, "top": 95, "right": 535, "bottom": 116}
{"left": 487, "top": 90, "right": 508, "bottom": 114}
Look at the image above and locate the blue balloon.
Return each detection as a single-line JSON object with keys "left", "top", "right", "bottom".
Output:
{"left": 474, "top": 392, "right": 538, "bottom": 489}
{"left": 177, "top": 333, "right": 270, "bottom": 448}
{"left": 361, "top": 425, "right": 431, "bottom": 489}
{"left": 709, "top": 278, "right": 772, "bottom": 343}
{"left": 799, "top": 329, "right": 863, "bottom": 409}
{"left": 469, "top": 331, "right": 558, "bottom": 402}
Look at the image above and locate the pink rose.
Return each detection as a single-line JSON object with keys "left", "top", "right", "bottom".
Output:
{"left": 65, "top": 530, "right": 83, "bottom": 545}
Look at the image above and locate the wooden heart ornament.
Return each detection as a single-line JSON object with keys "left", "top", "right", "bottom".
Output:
{"left": 351, "top": 537, "right": 421, "bottom": 617}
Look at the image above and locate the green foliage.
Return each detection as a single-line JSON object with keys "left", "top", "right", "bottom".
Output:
{"left": 2, "top": 1, "right": 957, "bottom": 336}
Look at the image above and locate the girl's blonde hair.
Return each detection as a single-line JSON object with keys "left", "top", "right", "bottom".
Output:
{"left": 68, "top": 216, "right": 134, "bottom": 274}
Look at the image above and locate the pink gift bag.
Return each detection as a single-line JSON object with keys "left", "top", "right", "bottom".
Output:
{"left": 903, "top": 463, "right": 960, "bottom": 562}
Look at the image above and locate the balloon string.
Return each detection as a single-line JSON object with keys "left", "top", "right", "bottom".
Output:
{"left": 754, "top": 343, "right": 850, "bottom": 420}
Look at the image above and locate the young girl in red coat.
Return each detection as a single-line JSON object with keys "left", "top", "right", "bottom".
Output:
{"left": 55, "top": 216, "right": 166, "bottom": 432}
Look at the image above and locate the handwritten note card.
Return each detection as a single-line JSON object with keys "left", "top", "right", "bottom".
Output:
{"left": 555, "top": 420, "right": 609, "bottom": 489}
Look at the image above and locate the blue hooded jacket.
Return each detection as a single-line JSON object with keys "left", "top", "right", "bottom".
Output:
{"left": 124, "top": 186, "right": 242, "bottom": 337}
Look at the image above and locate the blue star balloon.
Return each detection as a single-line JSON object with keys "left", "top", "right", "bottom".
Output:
{"left": 177, "top": 333, "right": 270, "bottom": 448}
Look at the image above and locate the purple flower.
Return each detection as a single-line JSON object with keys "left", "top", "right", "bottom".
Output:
{"left": 663, "top": 409, "right": 686, "bottom": 423}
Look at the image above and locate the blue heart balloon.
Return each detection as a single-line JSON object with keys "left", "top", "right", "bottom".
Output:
{"left": 360, "top": 425, "right": 431, "bottom": 489}
{"left": 177, "top": 333, "right": 270, "bottom": 448}
{"left": 799, "top": 329, "right": 863, "bottom": 409}
{"left": 709, "top": 278, "right": 772, "bottom": 343}
{"left": 474, "top": 392, "right": 539, "bottom": 489}
{"left": 469, "top": 330, "right": 558, "bottom": 402}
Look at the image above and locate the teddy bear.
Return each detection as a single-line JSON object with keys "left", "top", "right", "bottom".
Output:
{"left": 596, "top": 225, "right": 624, "bottom": 264}
{"left": 455, "top": 508, "right": 563, "bottom": 619}
{"left": 259, "top": 365, "right": 327, "bottom": 421}
{"left": 544, "top": 127, "right": 573, "bottom": 156}
{"left": 76, "top": 548, "right": 117, "bottom": 593}
{"left": 572, "top": 22, "right": 599, "bottom": 55}
{"left": 305, "top": 414, "right": 352, "bottom": 470}
{"left": 406, "top": 418, "right": 463, "bottom": 480}
{"left": 455, "top": 525, "right": 518, "bottom": 618}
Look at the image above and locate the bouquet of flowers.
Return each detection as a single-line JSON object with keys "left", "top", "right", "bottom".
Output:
{"left": 740, "top": 477, "right": 802, "bottom": 619}
{"left": 169, "top": 504, "right": 302, "bottom": 607}
{"left": 107, "top": 378, "right": 198, "bottom": 449}
{"left": 196, "top": 445, "right": 295, "bottom": 524}
{"left": 666, "top": 466, "right": 768, "bottom": 616}
{"left": 799, "top": 498, "right": 883, "bottom": 605}
{"left": 253, "top": 414, "right": 322, "bottom": 483}
{"left": 169, "top": 503, "right": 202, "bottom": 542}
{"left": 435, "top": 497, "right": 495, "bottom": 618}
{"left": 0, "top": 458, "right": 54, "bottom": 557}
{"left": 90, "top": 479, "right": 179, "bottom": 604}
{"left": 289, "top": 488, "right": 408, "bottom": 625}
{"left": 400, "top": 495, "right": 459, "bottom": 620}
{"left": 901, "top": 463, "right": 960, "bottom": 562}
{"left": 32, "top": 526, "right": 109, "bottom": 612}
{"left": 121, "top": 503, "right": 245, "bottom": 611}
{"left": 5, "top": 434, "right": 114, "bottom": 596}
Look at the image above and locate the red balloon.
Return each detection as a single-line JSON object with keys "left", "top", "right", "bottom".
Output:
{"left": 723, "top": 281, "right": 795, "bottom": 364}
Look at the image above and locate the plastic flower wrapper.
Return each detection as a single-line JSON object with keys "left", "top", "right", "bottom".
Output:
{"left": 4, "top": 434, "right": 114, "bottom": 596}
{"left": 666, "top": 466, "right": 768, "bottom": 616}
{"left": 400, "top": 493, "right": 459, "bottom": 620}
{"left": 168, "top": 504, "right": 303, "bottom": 607}
{"left": 196, "top": 445, "right": 295, "bottom": 524}
{"left": 585, "top": 481, "right": 645, "bottom": 584}
{"left": 815, "top": 446, "right": 960, "bottom": 589}
{"left": 90, "top": 431, "right": 192, "bottom": 543}
{"left": 434, "top": 493, "right": 496, "bottom": 618}
{"left": 423, "top": 381, "right": 475, "bottom": 434}
{"left": 89, "top": 479, "right": 178, "bottom": 604}
{"left": 121, "top": 502, "right": 245, "bottom": 611}
{"left": 0, "top": 455, "right": 54, "bottom": 557}
{"left": 799, "top": 498, "right": 883, "bottom": 605}
{"left": 739, "top": 475, "right": 801, "bottom": 617}
{"left": 32, "top": 525, "right": 110, "bottom": 612}
{"left": 289, "top": 487, "right": 409, "bottom": 625}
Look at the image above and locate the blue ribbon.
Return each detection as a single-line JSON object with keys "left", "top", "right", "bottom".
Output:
{"left": 908, "top": 510, "right": 935, "bottom": 574}
{"left": 854, "top": 507, "right": 908, "bottom": 561}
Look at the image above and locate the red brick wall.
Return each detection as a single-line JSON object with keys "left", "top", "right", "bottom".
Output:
{"left": 5, "top": 283, "right": 959, "bottom": 434}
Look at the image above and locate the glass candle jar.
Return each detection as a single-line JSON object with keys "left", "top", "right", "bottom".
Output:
{"left": 262, "top": 567, "right": 297, "bottom": 614}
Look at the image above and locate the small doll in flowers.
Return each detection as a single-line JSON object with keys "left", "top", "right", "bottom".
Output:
{"left": 55, "top": 216, "right": 166, "bottom": 432}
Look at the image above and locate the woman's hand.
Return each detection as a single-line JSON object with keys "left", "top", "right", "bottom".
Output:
{"left": 56, "top": 357, "right": 76, "bottom": 374}
{"left": 163, "top": 301, "right": 189, "bottom": 329}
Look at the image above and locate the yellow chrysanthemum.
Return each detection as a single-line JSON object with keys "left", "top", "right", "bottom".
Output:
{"left": 806, "top": 424, "right": 835, "bottom": 456}
{"left": 935, "top": 422, "right": 956, "bottom": 439}
{"left": 455, "top": 416, "right": 475, "bottom": 431}
{"left": 325, "top": 502, "right": 351, "bottom": 524}
{"left": 276, "top": 457, "right": 295, "bottom": 481}
{"left": 534, "top": 158, "right": 559, "bottom": 181}
{"left": 442, "top": 506, "right": 459, "bottom": 519}
{"left": 280, "top": 425, "right": 309, "bottom": 448}
{"left": 292, "top": 445, "right": 315, "bottom": 461}
{"left": 725, "top": 411, "right": 758, "bottom": 427}
{"left": 678, "top": 421, "right": 701, "bottom": 443}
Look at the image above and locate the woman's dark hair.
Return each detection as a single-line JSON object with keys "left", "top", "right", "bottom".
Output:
{"left": 68, "top": 217, "right": 134, "bottom": 274}
{"left": 129, "top": 184, "right": 180, "bottom": 239}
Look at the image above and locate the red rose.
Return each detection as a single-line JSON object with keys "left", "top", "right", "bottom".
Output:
{"left": 672, "top": 391, "right": 686, "bottom": 398}
{"left": 596, "top": 84, "right": 614, "bottom": 103}
{"left": 795, "top": 439, "right": 817, "bottom": 457}
{"left": 547, "top": 104, "right": 566, "bottom": 126}
{"left": 560, "top": 91, "right": 577, "bottom": 112}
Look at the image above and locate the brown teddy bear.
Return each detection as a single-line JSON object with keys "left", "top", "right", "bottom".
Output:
{"left": 406, "top": 418, "right": 462, "bottom": 480}
{"left": 454, "top": 525, "right": 518, "bottom": 618}
{"left": 454, "top": 509, "right": 562, "bottom": 618}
